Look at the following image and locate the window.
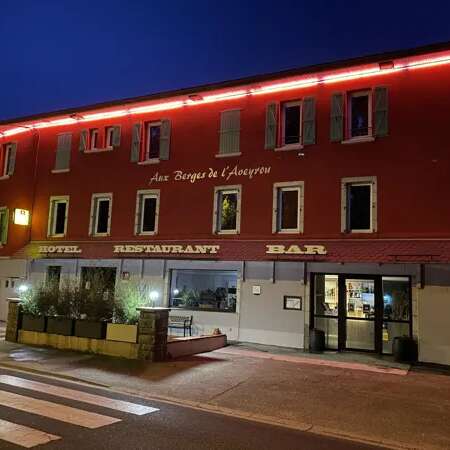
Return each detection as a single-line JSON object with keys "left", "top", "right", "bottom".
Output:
{"left": 135, "top": 190, "right": 159, "bottom": 235}
{"left": 341, "top": 177, "right": 377, "bottom": 233}
{"left": 146, "top": 122, "right": 161, "bottom": 160}
{"left": 169, "top": 269, "right": 238, "bottom": 312}
{"left": 282, "top": 101, "right": 301, "bottom": 146}
{"left": 273, "top": 182, "right": 304, "bottom": 233}
{"left": 0, "top": 207, "right": 8, "bottom": 245}
{"left": 219, "top": 110, "right": 240, "bottom": 156}
{"left": 1, "top": 143, "right": 16, "bottom": 178}
{"left": 53, "top": 134, "right": 72, "bottom": 172}
{"left": 213, "top": 186, "right": 241, "bottom": 234}
{"left": 46, "top": 266, "right": 61, "bottom": 288}
{"left": 89, "top": 194, "right": 112, "bottom": 236}
{"left": 105, "top": 127, "right": 115, "bottom": 148}
{"left": 348, "top": 91, "right": 371, "bottom": 138}
{"left": 89, "top": 129, "right": 99, "bottom": 150}
{"left": 48, "top": 196, "right": 69, "bottom": 237}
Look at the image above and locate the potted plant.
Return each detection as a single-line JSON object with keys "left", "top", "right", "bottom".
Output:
{"left": 106, "top": 281, "right": 153, "bottom": 343}
{"left": 46, "top": 282, "right": 75, "bottom": 336}
{"left": 74, "top": 274, "right": 113, "bottom": 339}
{"left": 20, "top": 284, "right": 56, "bottom": 332}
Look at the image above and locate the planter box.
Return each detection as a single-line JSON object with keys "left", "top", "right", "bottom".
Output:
{"left": 106, "top": 323, "right": 138, "bottom": 343}
{"left": 46, "top": 317, "right": 74, "bottom": 336}
{"left": 74, "top": 320, "right": 107, "bottom": 339}
{"left": 21, "top": 314, "right": 46, "bottom": 332}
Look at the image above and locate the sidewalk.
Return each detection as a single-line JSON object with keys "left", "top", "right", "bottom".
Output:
{"left": 0, "top": 337, "right": 449, "bottom": 450}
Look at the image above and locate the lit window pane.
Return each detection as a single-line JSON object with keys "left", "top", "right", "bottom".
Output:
{"left": 219, "top": 192, "right": 237, "bottom": 231}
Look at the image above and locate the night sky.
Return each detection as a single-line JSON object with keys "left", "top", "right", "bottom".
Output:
{"left": 1, "top": 0, "right": 450, "bottom": 121}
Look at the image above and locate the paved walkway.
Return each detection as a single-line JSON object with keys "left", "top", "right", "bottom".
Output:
{"left": 0, "top": 333, "right": 448, "bottom": 449}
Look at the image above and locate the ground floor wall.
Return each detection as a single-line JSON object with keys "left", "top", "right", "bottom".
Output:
{"left": 10, "top": 257, "right": 450, "bottom": 366}
{"left": 0, "top": 258, "right": 27, "bottom": 321}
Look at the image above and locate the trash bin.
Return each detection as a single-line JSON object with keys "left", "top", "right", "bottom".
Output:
{"left": 309, "top": 329, "right": 325, "bottom": 353}
{"left": 393, "top": 336, "right": 418, "bottom": 363}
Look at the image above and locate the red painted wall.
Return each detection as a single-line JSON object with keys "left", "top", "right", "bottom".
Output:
{"left": 2, "top": 57, "right": 450, "bottom": 259}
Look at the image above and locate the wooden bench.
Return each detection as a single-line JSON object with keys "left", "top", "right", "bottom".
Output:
{"left": 168, "top": 315, "right": 193, "bottom": 337}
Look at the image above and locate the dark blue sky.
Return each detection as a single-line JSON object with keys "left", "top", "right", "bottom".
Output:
{"left": 1, "top": 0, "right": 450, "bottom": 120}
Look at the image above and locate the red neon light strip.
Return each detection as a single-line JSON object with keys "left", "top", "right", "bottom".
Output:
{"left": 2, "top": 53, "right": 450, "bottom": 138}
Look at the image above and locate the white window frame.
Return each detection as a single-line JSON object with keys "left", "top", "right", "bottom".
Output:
{"left": 1, "top": 144, "right": 13, "bottom": 178}
{"left": 105, "top": 127, "right": 115, "bottom": 149}
{"left": 280, "top": 100, "right": 302, "bottom": 150}
{"left": 348, "top": 90, "right": 372, "bottom": 140}
{"left": 341, "top": 176, "right": 377, "bottom": 234}
{"left": 145, "top": 121, "right": 162, "bottom": 162}
{"left": 134, "top": 189, "right": 160, "bottom": 235}
{"left": 213, "top": 185, "right": 241, "bottom": 235}
{"left": 89, "top": 129, "right": 99, "bottom": 150}
{"left": 89, "top": 193, "right": 113, "bottom": 237}
{"left": 272, "top": 181, "right": 304, "bottom": 233}
{"left": 47, "top": 196, "right": 69, "bottom": 238}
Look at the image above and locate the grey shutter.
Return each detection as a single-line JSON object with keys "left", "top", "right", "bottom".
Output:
{"left": 0, "top": 209, "right": 9, "bottom": 245}
{"left": 219, "top": 110, "right": 240, "bottom": 155}
{"left": 131, "top": 123, "right": 142, "bottom": 162}
{"left": 54, "top": 134, "right": 72, "bottom": 170}
{"left": 302, "top": 97, "right": 316, "bottom": 145}
{"left": 7, "top": 144, "right": 16, "bottom": 176}
{"left": 330, "top": 93, "right": 344, "bottom": 142}
{"left": 112, "top": 126, "right": 121, "bottom": 147}
{"left": 79, "top": 130, "right": 88, "bottom": 152}
{"left": 265, "top": 103, "right": 278, "bottom": 150}
{"left": 374, "top": 87, "right": 388, "bottom": 137}
{"left": 159, "top": 119, "right": 171, "bottom": 160}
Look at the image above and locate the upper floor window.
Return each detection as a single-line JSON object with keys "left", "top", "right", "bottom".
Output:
{"left": 131, "top": 120, "right": 171, "bottom": 163}
{"left": 213, "top": 186, "right": 241, "bottom": 234}
{"left": 0, "top": 207, "right": 9, "bottom": 245}
{"left": 273, "top": 182, "right": 304, "bottom": 233}
{"left": 89, "top": 193, "right": 112, "bottom": 236}
{"left": 48, "top": 196, "right": 69, "bottom": 237}
{"left": 341, "top": 177, "right": 377, "bottom": 233}
{"left": 330, "top": 87, "right": 388, "bottom": 143}
{"left": 135, "top": 190, "right": 159, "bottom": 235}
{"left": 79, "top": 127, "right": 121, "bottom": 153}
{"left": 218, "top": 110, "right": 240, "bottom": 157}
{"left": 0, "top": 143, "right": 16, "bottom": 178}
{"left": 265, "top": 98, "right": 316, "bottom": 150}
{"left": 53, "top": 133, "right": 72, "bottom": 173}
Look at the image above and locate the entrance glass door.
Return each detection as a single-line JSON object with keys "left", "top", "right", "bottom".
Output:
{"left": 344, "top": 278, "right": 376, "bottom": 351}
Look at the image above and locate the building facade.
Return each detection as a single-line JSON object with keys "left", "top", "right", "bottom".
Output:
{"left": 1, "top": 42, "right": 450, "bottom": 365}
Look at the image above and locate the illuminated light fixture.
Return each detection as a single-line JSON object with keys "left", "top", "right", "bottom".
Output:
{"left": 3, "top": 52, "right": 450, "bottom": 138}
{"left": 149, "top": 290, "right": 159, "bottom": 301}
{"left": 18, "top": 284, "right": 29, "bottom": 293}
{"left": 129, "top": 100, "right": 184, "bottom": 114}
{"left": 13, "top": 208, "right": 30, "bottom": 226}
{"left": 202, "top": 89, "right": 247, "bottom": 103}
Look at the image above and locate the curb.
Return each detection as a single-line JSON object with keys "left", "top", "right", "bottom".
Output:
{"left": 0, "top": 361, "right": 417, "bottom": 450}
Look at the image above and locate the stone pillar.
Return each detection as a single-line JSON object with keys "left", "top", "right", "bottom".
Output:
{"left": 5, "top": 298, "right": 22, "bottom": 343}
{"left": 136, "top": 307, "right": 170, "bottom": 361}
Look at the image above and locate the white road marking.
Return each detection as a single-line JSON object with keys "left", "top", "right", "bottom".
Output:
{"left": 0, "top": 419, "right": 60, "bottom": 448}
{"left": 0, "top": 390, "right": 120, "bottom": 429}
{"left": 0, "top": 375, "right": 158, "bottom": 415}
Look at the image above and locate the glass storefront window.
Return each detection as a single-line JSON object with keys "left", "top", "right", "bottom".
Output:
{"left": 382, "top": 277, "right": 410, "bottom": 321}
{"left": 170, "top": 269, "right": 238, "bottom": 312}
{"left": 314, "top": 274, "right": 339, "bottom": 316}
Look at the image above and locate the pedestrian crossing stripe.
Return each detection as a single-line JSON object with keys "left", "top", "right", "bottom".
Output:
{"left": 0, "top": 375, "right": 159, "bottom": 415}
{"left": 0, "top": 419, "right": 60, "bottom": 448}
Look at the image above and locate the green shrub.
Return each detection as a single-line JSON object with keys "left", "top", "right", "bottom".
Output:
{"left": 20, "top": 283, "right": 58, "bottom": 316}
{"left": 114, "top": 281, "right": 155, "bottom": 324}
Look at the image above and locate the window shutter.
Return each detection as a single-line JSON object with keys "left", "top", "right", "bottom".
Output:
{"left": 374, "top": 87, "right": 388, "bottom": 137}
{"left": 55, "top": 134, "right": 72, "bottom": 170}
{"left": 265, "top": 103, "right": 278, "bottom": 150}
{"left": 219, "top": 110, "right": 240, "bottom": 155}
{"left": 112, "top": 126, "right": 121, "bottom": 147}
{"left": 135, "top": 194, "right": 142, "bottom": 235}
{"left": 131, "top": 123, "right": 142, "bottom": 162}
{"left": 159, "top": 119, "right": 171, "bottom": 160}
{"left": 7, "top": 144, "right": 16, "bottom": 176}
{"left": 302, "top": 97, "right": 316, "bottom": 145}
{"left": 79, "top": 130, "right": 88, "bottom": 152}
{"left": 0, "top": 209, "right": 9, "bottom": 245}
{"left": 330, "top": 93, "right": 344, "bottom": 142}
